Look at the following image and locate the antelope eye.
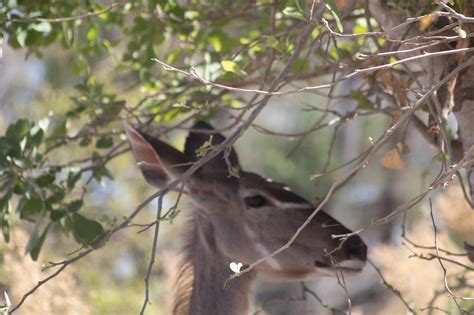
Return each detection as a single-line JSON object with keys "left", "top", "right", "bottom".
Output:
{"left": 244, "top": 195, "right": 267, "bottom": 208}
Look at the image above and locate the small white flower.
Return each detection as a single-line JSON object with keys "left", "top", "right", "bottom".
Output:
{"left": 1, "top": 291, "right": 11, "bottom": 314}
{"left": 4, "top": 292, "right": 10, "bottom": 307}
{"left": 327, "top": 117, "right": 340, "bottom": 126}
{"left": 229, "top": 262, "right": 243, "bottom": 274}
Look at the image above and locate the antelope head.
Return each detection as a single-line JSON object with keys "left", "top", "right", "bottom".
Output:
{"left": 125, "top": 121, "right": 367, "bottom": 281}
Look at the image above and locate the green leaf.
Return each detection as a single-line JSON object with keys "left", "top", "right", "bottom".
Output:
{"left": 12, "top": 157, "right": 27, "bottom": 168}
{"left": 103, "top": 100, "right": 125, "bottom": 118}
{"left": 265, "top": 36, "right": 279, "bottom": 49}
{"left": 50, "top": 209, "right": 66, "bottom": 221}
{"left": 282, "top": 6, "right": 305, "bottom": 19}
{"left": 0, "top": 136, "right": 21, "bottom": 161}
{"left": 79, "top": 137, "right": 92, "bottom": 146}
{"left": 31, "top": 22, "right": 52, "bottom": 33}
{"left": 350, "top": 90, "right": 372, "bottom": 109}
{"left": 98, "top": 214, "right": 117, "bottom": 227}
{"left": 6, "top": 119, "right": 30, "bottom": 142}
{"left": 46, "top": 189, "right": 65, "bottom": 205}
{"left": 87, "top": 26, "right": 98, "bottom": 41}
{"left": 158, "top": 108, "right": 181, "bottom": 122}
{"left": 325, "top": 1, "right": 343, "bottom": 33}
{"left": 2, "top": 214, "right": 10, "bottom": 243}
{"left": 26, "top": 223, "right": 51, "bottom": 260}
{"left": 354, "top": 18, "right": 368, "bottom": 34}
{"left": 72, "top": 213, "right": 104, "bottom": 245}
{"left": 1, "top": 200, "right": 11, "bottom": 243}
{"left": 208, "top": 33, "right": 223, "bottom": 52}
{"left": 291, "top": 57, "right": 309, "bottom": 72}
{"left": 66, "top": 200, "right": 83, "bottom": 213}
{"left": 16, "top": 29, "right": 27, "bottom": 48}
{"left": 29, "top": 127, "right": 44, "bottom": 148}
{"left": 35, "top": 174, "right": 56, "bottom": 187}
{"left": 67, "top": 169, "right": 82, "bottom": 189}
{"left": 61, "top": 22, "right": 74, "bottom": 47}
{"left": 195, "top": 135, "right": 214, "bottom": 158}
{"left": 96, "top": 136, "right": 113, "bottom": 149}
{"left": 221, "top": 60, "right": 240, "bottom": 74}
{"left": 324, "top": 0, "right": 339, "bottom": 14}
{"left": 13, "top": 180, "right": 27, "bottom": 195}
{"left": 49, "top": 119, "right": 68, "bottom": 139}
{"left": 93, "top": 165, "right": 114, "bottom": 184}
{"left": 18, "top": 196, "right": 44, "bottom": 218}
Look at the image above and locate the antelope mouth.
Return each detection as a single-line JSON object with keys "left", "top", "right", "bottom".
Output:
{"left": 336, "top": 259, "right": 366, "bottom": 271}
{"left": 259, "top": 259, "right": 365, "bottom": 281}
{"left": 259, "top": 269, "right": 325, "bottom": 281}
{"left": 314, "top": 258, "right": 366, "bottom": 273}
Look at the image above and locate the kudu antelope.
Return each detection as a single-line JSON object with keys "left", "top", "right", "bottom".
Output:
{"left": 125, "top": 121, "right": 367, "bottom": 315}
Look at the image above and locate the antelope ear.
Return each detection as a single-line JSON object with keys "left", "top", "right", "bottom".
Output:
{"left": 124, "top": 123, "right": 190, "bottom": 187}
{"left": 184, "top": 121, "right": 240, "bottom": 174}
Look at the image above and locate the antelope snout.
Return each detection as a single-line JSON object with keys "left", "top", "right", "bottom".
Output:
{"left": 346, "top": 235, "right": 367, "bottom": 262}
{"left": 332, "top": 235, "right": 367, "bottom": 271}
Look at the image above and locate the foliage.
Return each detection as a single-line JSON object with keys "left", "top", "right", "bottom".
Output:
{"left": 0, "top": 0, "right": 356, "bottom": 260}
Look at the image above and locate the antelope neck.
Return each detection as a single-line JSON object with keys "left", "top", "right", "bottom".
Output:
{"left": 187, "top": 213, "right": 256, "bottom": 315}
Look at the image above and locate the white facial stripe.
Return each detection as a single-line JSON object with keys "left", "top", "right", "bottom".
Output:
{"left": 244, "top": 224, "right": 256, "bottom": 239}
{"left": 274, "top": 201, "right": 312, "bottom": 209}
{"left": 242, "top": 190, "right": 310, "bottom": 209}
{"left": 255, "top": 243, "right": 281, "bottom": 269}
{"left": 337, "top": 259, "right": 366, "bottom": 270}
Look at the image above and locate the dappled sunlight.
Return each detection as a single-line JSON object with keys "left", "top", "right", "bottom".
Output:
{"left": 372, "top": 186, "right": 473, "bottom": 313}
{"left": 1, "top": 228, "right": 89, "bottom": 315}
{"left": 437, "top": 186, "right": 474, "bottom": 244}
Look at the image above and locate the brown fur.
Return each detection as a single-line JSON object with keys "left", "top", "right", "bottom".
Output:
{"left": 171, "top": 217, "right": 196, "bottom": 315}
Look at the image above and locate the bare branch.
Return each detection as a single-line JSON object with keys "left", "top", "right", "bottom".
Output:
{"left": 140, "top": 196, "right": 163, "bottom": 315}
{"left": 153, "top": 48, "right": 474, "bottom": 97}
{"left": 230, "top": 58, "right": 474, "bottom": 280}
{"left": 429, "top": 199, "right": 474, "bottom": 305}
{"left": 368, "top": 258, "right": 416, "bottom": 314}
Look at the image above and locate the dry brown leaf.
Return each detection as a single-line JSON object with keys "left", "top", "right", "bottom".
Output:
{"left": 396, "top": 142, "right": 411, "bottom": 155}
{"left": 380, "top": 148, "right": 404, "bottom": 170}
{"left": 464, "top": 242, "right": 474, "bottom": 263}
{"left": 418, "top": 13, "right": 436, "bottom": 32}
{"left": 375, "top": 70, "right": 396, "bottom": 93}
{"left": 375, "top": 70, "right": 411, "bottom": 107}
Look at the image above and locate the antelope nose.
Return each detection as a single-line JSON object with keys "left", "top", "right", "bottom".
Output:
{"left": 346, "top": 236, "right": 367, "bottom": 262}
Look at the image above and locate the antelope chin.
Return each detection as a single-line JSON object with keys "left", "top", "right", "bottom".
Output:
{"left": 337, "top": 258, "right": 366, "bottom": 271}
{"left": 257, "top": 268, "right": 345, "bottom": 282}
{"left": 258, "top": 269, "right": 325, "bottom": 282}
{"left": 257, "top": 257, "right": 366, "bottom": 282}
{"left": 314, "top": 259, "right": 366, "bottom": 277}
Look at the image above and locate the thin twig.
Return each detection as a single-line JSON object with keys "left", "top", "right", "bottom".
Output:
{"left": 140, "top": 196, "right": 163, "bottom": 315}
{"left": 429, "top": 199, "right": 474, "bottom": 305}
{"left": 368, "top": 258, "right": 417, "bottom": 314}
{"left": 153, "top": 47, "right": 474, "bottom": 97}
{"left": 6, "top": 2, "right": 123, "bottom": 24}
{"left": 230, "top": 58, "right": 474, "bottom": 280}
